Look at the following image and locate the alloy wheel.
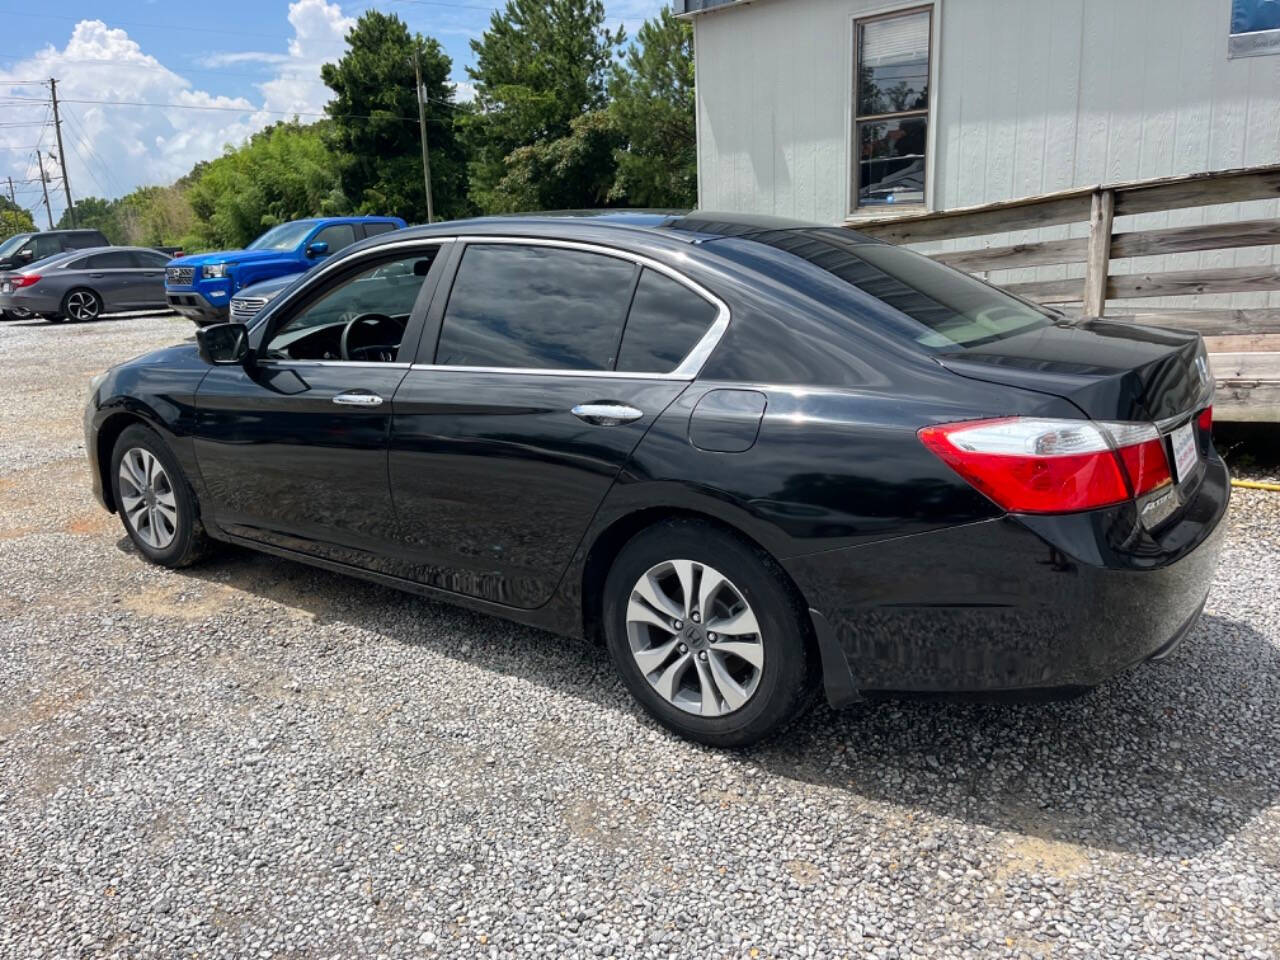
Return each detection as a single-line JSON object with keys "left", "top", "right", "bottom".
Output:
{"left": 117, "top": 447, "right": 179, "bottom": 550}
{"left": 625, "top": 559, "right": 765, "bottom": 716}
{"left": 66, "top": 291, "right": 100, "bottom": 321}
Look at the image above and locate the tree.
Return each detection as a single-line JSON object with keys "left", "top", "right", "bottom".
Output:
{"left": 321, "top": 11, "right": 468, "bottom": 222}
{"left": 57, "top": 196, "right": 122, "bottom": 240}
{"left": 608, "top": 7, "right": 697, "bottom": 208}
{"left": 0, "top": 197, "right": 36, "bottom": 238}
{"left": 183, "top": 120, "right": 343, "bottom": 250}
{"left": 486, "top": 111, "right": 622, "bottom": 213}
{"left": 466, "top": 0, "right": 623, "bottom": 211}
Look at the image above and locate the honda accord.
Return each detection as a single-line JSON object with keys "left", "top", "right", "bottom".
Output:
{"left": 84, "top": 212, "right": 1228, "bottom": 746}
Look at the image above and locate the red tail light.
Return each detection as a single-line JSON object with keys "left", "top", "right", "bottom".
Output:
{"left": 919, "top": 417, "right": 1173, "bottom": 514}
{"left": 1197, "top": 406, "right": 1212, "bottom": 432}
{"left": 12, "top": 274, "right": 40, "bottom": 288}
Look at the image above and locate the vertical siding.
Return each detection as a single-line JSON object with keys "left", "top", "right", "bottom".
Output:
{"left": 692, "top": 0, "right": 1280, "bottom": 308}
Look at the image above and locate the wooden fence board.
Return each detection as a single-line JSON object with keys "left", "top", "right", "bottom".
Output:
{"left": 1110, "top": 217, "right": 1280, "bottom": 258}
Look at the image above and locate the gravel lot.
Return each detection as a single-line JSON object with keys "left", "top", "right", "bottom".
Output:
{"left": 1, "top": 312, "right": 1278, "bottom": 960}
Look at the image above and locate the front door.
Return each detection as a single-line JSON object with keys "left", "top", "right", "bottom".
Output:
{"left": 192, "top": 242, "right": 448, "bottom": 568}
{"left": 387, "top": 240, "right": 725, "bottom": 608}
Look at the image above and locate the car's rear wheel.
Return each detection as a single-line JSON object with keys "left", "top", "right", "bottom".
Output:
{"left": 602, "top": 519, "right": 817, "bottom": 747}
{"left": 62, "top": 288, "right": 103, "bottom": 322}
{"left": 110, "top": 424, "right": 209, "bottom": 567}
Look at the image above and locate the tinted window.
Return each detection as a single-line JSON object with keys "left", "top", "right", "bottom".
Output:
{"left": 64, "top": 232, "right": 104, "bottom": 249}
{"left": 86, "top": 251, "right": 136, "bottom": 268}
{"left": 435, "top": 244, "right": 637, "bottom": 370}
{"left": 66, "top": 256, "right": 92, "bottom": 270}
{"left": 363, "top": 222, "right": 398, "bottom": 238}
{"left": 746, "top": 228, "right": 1051, "bottom": 350}
{"left": 32, "top": 235, "right": 61, "bottom": 258}
{"left": 311, "top": 223, "right": 357, "bottom": 254}
{"left": 616, "top": 269, "right": 718, "bottom": 373}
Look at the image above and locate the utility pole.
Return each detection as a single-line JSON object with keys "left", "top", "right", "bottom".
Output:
{"left": 35, "top": 150, "right": 54, "bottom": 229}
{"left": 412, "top": 48, "right": 435, "bottom": 224}
{"left": 49, "top": 77, "right": 74, "bottom": 226}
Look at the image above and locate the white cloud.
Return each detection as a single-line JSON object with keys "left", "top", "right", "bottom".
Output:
{"left": 451, "top": 81, "right": 478, "bottom": 104}
{"left": 196, "top": 51, "right": 292, "bottom": 68}
{"left": 0, "top": 0, "right": 354, "bottom": 218}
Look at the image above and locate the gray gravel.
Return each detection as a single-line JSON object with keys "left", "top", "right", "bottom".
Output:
{"left": 1, "top": 312, "right": 1278, "bottom": 959}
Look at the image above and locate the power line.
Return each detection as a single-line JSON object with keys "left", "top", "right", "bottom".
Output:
{"left": 0, "top": 10, "right": 285, "bottom": 41}
{"left": 0, "top": 92, "right": 457, "bottom": 123}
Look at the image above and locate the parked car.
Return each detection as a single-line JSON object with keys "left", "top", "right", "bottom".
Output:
{"left": 0, "top": 246, "right": 171, "bottom": 322}
{"left": 0, "top": 228, "right": 112, "bottom": 319}
{"left": 228, "top": 274, "right": 298, "bottom": 325}
{"left": 165, "top": 216, "right": 406, "bottom": 326}
{"left": 84, "top": 212, "right": 1227, "bottom": 747}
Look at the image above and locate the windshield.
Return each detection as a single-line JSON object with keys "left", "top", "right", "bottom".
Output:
{"left": 747, "top": 228, "right": 1053, "bottom": 351}
{"left": 0, "top": 234, "right": 33, "bottom": 258}
{"left": 247, "top": 221, "right": 315, "bottom": 252}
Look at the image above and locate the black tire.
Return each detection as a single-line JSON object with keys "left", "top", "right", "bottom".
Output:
{"left": 61, "top": 287, "right": 103, "bottom": 322}
{"left": 603, "top": 519, "right": 818, "bottom": 748}
{"left": 109, "top": 424, "right": 210, "bottom": 568}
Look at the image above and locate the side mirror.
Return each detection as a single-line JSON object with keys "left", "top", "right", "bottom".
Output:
{"left": 196, "top": 322, "right": 250, "bottom": 365}
{"left": 305, "top": 241, "right": 329, "bottom": 258}
{"left": 17, "top": 248, "right": 33, "bottom": 261}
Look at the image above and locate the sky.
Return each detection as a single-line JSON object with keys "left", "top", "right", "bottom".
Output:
{"left": 0, "top": 0, "right": 665, "bottom": 225}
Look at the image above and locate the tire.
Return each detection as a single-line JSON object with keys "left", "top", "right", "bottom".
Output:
{"left": 110, "top": 424, "right": 210, "bottom": 568}
{"left": 61, "top": 287, "right": 103, "bottom": 322}
{"left": 602, "top": 519, "right": 818, "bottom": 748}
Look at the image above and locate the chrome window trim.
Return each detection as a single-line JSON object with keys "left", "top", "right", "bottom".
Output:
{"left": 408, "top": 363, "right": 690, "bottom": 382}
{"left": 438, "top": 235, "right": 731, "bottom": 378}
{"left": 247, "top": 237, "right": 457, "bottom": 333}
{"left": 255, "top": 359, "right": 412, "bottom": 371}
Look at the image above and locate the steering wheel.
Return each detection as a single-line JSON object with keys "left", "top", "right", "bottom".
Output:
{"left": 339, "top": 313, "right": 404, "bottom": 363}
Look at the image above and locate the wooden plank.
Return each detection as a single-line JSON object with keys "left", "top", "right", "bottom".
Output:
{"left": 848, "top": 191, "right": 1092, "bottom": 243}
{"left": 1001, "top": 277, "right": 1085, "bottom": 303}
{"left": 1106, "top": 264, "right": 1280, "bottom": 299}
{"left": 930, "top": 236, "right": 1088, "bottom": 271}
{"left": 1114, "top": 167, "right": 1280, "bottom": 216}
{"left": 1103, "top": 308, "right": 1280, "bottom": 334}
{"left": 1202, "top": 334, "right": 1280, "bottom": 353}
{"left": 1213, "top": 380, "right": 1280, "bottom": 422}
{"left": 1110, "top": 218, "right": 1280, "bottom": 258}
{"left": 1082, "top": 189, "right": 1115, "bottom": 317}
{"left": 1208, "top": 352, "right": 1280, "bottom": 380}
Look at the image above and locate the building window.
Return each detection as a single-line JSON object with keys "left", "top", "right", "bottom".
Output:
{"left": 852, "top": 6, "right": 931, "bottom": 212}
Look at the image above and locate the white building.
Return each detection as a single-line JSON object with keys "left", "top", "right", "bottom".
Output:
{"left": 676, "top": 0, "right": 1280, "bottom": 309}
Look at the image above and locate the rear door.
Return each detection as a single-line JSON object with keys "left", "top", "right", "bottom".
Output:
{"left": 386, "top": 238, "right": 726, "bottom": 608}
{"left": 81, "top": 250, "right": 136, "bottom": 309}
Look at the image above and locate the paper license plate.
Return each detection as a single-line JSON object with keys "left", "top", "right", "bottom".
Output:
{"left": 1, "top": 282, "right": 10, "bottom": 294}
{"left": 1170, "top": 421, "right": 1198, "bottom": 482}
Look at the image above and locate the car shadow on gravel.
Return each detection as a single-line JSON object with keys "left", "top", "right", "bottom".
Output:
{"left": 165, "top": 543, "right": 1278, "bottom": 860}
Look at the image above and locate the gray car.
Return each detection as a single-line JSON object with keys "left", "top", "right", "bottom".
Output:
{"left": 0, "top": 246, "right": 171, "bottom": 323}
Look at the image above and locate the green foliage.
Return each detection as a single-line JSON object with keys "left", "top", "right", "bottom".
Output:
{"left": 57, "top": 196, "right": 121, "bottom": 239}
{"left": 466, "top": 0, "right": 624, "bottom": 212}
{"left": 608, "top": 8, "right": 696, "bottom": 208}
{"left": 0, "top": 197, "right": 36, "bottom": 238}
{"left": 182, "top": 120, "right": 343, "bottom": 250}
{"left": 321, "top": 11, "right": 469, "bottom": 222}
{"left": 486, "top": 110, "right": 623, "bottom": 213}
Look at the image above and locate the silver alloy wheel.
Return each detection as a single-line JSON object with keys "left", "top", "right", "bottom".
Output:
{"left": 66, "top": 290, "right": 100, "bottom": 321}
{"left": 625, "top": 559, "right": 765, "bottom": 717}
{"left": 117, "top": 447, "right": 179, "bottom": 550}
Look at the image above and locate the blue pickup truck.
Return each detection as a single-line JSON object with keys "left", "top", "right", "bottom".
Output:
{"left": 164, "top": 215, "right": 406, "bottom": 325}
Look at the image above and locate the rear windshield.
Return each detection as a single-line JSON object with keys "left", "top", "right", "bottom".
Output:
{"left": 749, "top": 228, "right": 1053, "bottom": 350}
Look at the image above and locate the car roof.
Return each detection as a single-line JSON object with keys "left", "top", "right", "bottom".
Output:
{"left": 388, "top": 210, "right": 876, "bottom": 246}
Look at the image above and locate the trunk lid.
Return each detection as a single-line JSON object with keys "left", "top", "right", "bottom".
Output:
{"left": 938, "top": 319, "right": 1212, "bottom": 423}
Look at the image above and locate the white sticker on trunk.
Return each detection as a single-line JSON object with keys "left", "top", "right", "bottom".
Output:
{"left": 1170, "top": 421, "right": 1198, "bottom": 483}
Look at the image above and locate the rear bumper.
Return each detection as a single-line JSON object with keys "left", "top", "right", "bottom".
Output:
{"left": 787, "top": 455, "right": 1230, "bottom": 700}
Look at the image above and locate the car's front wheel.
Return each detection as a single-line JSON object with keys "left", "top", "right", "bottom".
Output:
{"left": 603, "top": 519, "right": 817, "bottom": 748}
{"left": 110, "top": 424, "right": 209, "bottom": 567}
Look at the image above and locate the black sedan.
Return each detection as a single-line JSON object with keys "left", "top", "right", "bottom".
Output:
{"left": 84, "top": 212, "right": 1227, "bottom": 746}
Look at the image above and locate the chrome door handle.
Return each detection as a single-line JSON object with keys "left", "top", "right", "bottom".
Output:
{"left": 571, "top": 402, "right": 643, "bottom": 426}
{"left": 333, "top": 391, "right": 384, "bottom": 406}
